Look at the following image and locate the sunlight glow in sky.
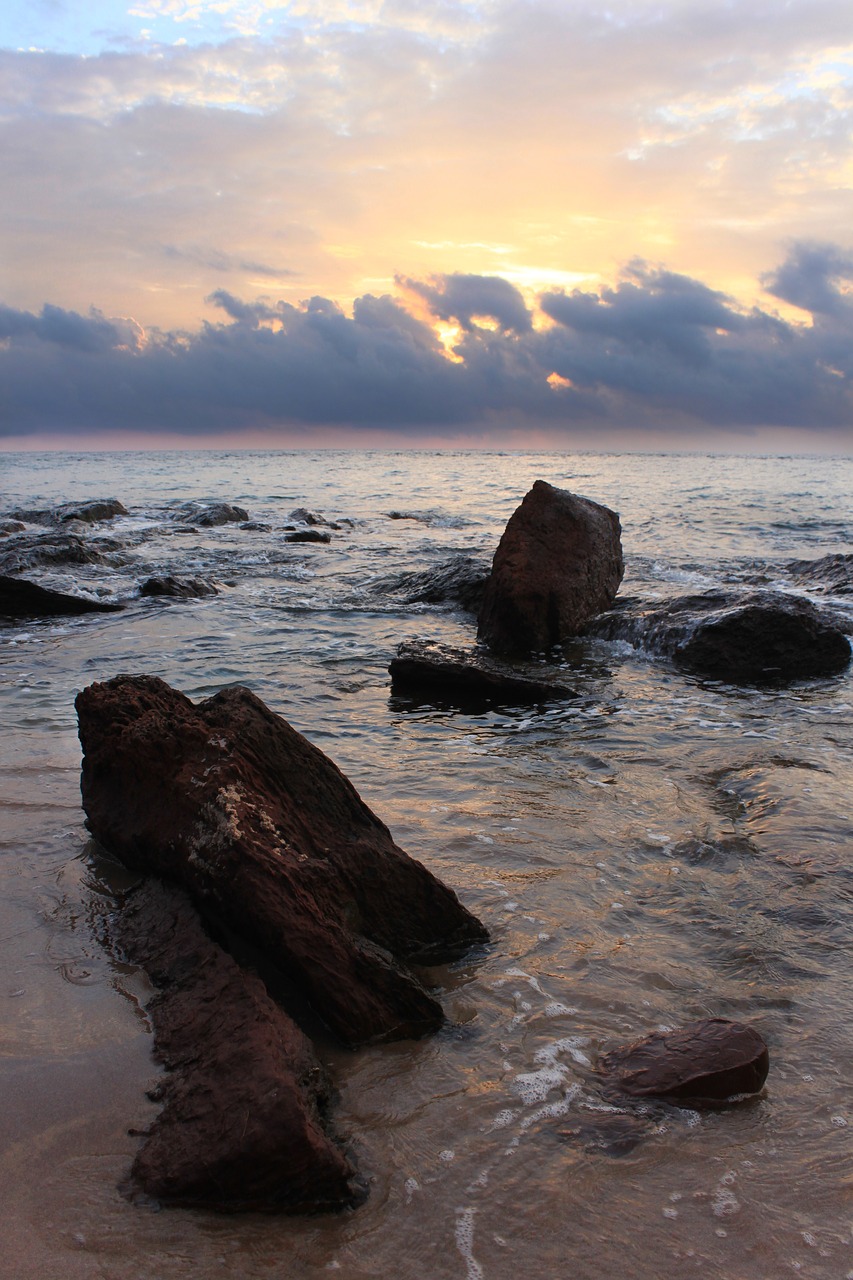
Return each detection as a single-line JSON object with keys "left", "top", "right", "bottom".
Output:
{"left": 1, "top": 0, "right": 852, "bottom": 446}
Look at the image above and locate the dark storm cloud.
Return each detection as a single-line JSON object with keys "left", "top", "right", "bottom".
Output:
{"left": 399, "top": 273, "right": 533, "bottom": 334}
{"left": 0, "top": 302, "right": 131, "bottom": 352}
{"left": 762, "top": 242, "right": 853, "bottom": 323}
{"left": 1, "top": 248, "right": 851, "bottom": 440}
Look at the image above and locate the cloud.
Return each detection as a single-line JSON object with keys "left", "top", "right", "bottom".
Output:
{"left": 762, "top": 241, "right": 853, "bottom": 322}
{"left": 1, "top": 246, "right": 850, "bottom": 442}
{"left": 398, "top": 272, "right": 533, "bottom": 334}
{"left": 2, "top": 0, "right": 852, "bottom": 335}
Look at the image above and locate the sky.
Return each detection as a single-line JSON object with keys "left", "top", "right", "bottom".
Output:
{"left": 1, "top": 0, "right": 852, "bottom": 450}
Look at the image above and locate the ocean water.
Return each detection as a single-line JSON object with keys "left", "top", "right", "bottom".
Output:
{"left": 1, "top": 448, "right": 852, "bottom": 1280}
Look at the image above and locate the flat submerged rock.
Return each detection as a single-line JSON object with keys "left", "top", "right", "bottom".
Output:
{"left": 389, "top": 639, "right": 576, "bottom": 705}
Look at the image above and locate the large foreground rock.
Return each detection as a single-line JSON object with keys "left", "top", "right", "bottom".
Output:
{"left": 600, "top": 1018, "right": 769, "bottom": 1103}
{"left": 590, "top": 590, "right": 851, "bottom": 683}
{"left": 110, "top": 878, "right": 359, "bottom": 1212}
{"left": 77, "top": 676, "right": 488, "bottom": 1047}
{"left": 0, "top": 575, "right": 123, "bottom": 618}
{"left": 389, "top": 639, "right": 575, "bottom": 705}
{"left": 477, "top": 481, "right": 624, "bottom": 657}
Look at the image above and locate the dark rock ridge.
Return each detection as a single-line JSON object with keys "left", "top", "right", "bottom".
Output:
{"left": 0, "top": 575, "right": 124, "bottom": 618}
{"left": 76, "top": 676, "right": 488, "bottom": 1047}
{"left": 589, "top": 590, "right": 851, "bottom": 683}
{"left": 0, "top": 531, "right": 113, "bottom": 574}
{"left": 600, "top": 1018, "right": 769, "bottom": 1103}
{"left": 787, "top": 553, "right": 853, "bottom": 596}
{"left": 10, "top": 498, "right": 127, "bottom": 526}
{"left": 140, "top": 575, "right": 219, "bottom": 599}
{"left": 109, "top": 878, "right": 360, "bottom": 1213}
{"left": 176, "top": 502, "right": 249, "bottom": 527}
{"left": 377, "top": 556, "right": 490, "bottom": 614}
{"left": 477, "top": 481, "right": 624, "bottom": 657}
{"left": 54, "top": 499, "right": 128, "bottom": 524}
{"left": 389, "top": 640, "right": 575, "bottom": 705}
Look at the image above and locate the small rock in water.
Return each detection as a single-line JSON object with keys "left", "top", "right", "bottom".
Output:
{"left": 288, "top": 508, "right": 340, "bottom": 529}
{"left": 283, "top": 529, "right": 332, "bottom": 543}
{"left": 787, "top": 553, "right": 853, "bottom": 596}
{"left": 140, "top": 575, "right": 219, "bottom": 599}
{"left": 53, "top": 499, "right": 128, "bottom": 524}
{"left": 377, "top": 555, "right": 490, "bottom": 614}
{"left": 600, "top": 1017, "right": 769, "bottom": 1103}
{"left": 176, "top": 502, "right": 249, "bottom": 527}
{"left": 559, "top": 1112, "right": 651, "bottom": 1156}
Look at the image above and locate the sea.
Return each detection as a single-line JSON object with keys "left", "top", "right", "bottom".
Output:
{"left": 1, "top": 448, "right": 852, "bottom": 1280}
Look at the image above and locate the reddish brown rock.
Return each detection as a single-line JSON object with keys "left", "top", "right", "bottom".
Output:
{"left": 76, "top": 675, "right": 488, "bottom": 1047}
{"left": 600, "top": 1018, "right": 769, "bottom": 1103}
{"left": 477, "top": 481, "right": 624, "bottom": 657}
{"left": 110, "top": 878, "right": 360, "bottom": 1212}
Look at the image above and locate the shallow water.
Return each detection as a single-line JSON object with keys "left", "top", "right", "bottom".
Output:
{"left": 1, "top": 449, "right": 852, "bottom": 1280}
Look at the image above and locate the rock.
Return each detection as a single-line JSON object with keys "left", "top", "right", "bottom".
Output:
{"left": 559, "top": 1112, "right": 651, "bottom": 1156}
{"left": 284, "top": 529, "right": 332, "bottom": 544}
{"left": 0, "top": 575, "right": 124, "bottom": 618}
{"left": 0, "top": 520, "right": 26, "bottom": 535}
{"left": 389, "top": 640, "right": 575, "bottom": 705}
{"left": 239, "top": 521, "right": 271, "bottom": 532}
{"left": 289, "top": 508, "right": 340, "bottom": 529}
{"left": 76, "top": 676, "right": 488, "bottom": 1047}
{"left": 0, "top": 532, "right": 111, "bottom": 574}
{"left": 590, "top": 590, "right": 851, "bottom": 683}
{"left": 140, "top": 575, "right": 219, "bottom": 599}
{"left": 54, "top": 499, "right": 128, "bottom": 524}
{"left": 177, "top": 502, "right": 249, "bottom": 527}
{"left": 787, "top": 553, "right": 853, "bottom": 596}
{"left": 377, "top": 556, "right": 490, "bottom": 614}
{"left": 599, "top": 1018, "right": 769, "bottom": 1103}
{"left": 108, "top": 878, "right": 360, "bottom": 1212}
{"left": 477, "top": 481, "right": 624, "bottom": 657}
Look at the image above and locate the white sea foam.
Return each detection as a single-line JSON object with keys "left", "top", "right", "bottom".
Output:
{"left": 455, "top": 1209, "right": 484, "bottom": 1280}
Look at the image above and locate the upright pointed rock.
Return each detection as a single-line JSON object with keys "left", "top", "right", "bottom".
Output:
{"left": 477, "top": 481, "right": 624, "bottom": 657}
